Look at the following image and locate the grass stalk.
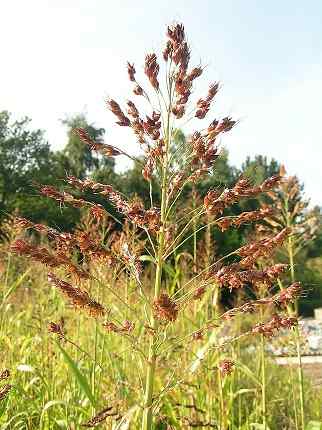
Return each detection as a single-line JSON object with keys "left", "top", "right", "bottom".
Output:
{"left": 141, "top": 77, "right": 173, "bottom": 430}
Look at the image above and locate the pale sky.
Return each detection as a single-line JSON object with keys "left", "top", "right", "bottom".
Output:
{"left": 1, "top": 0, "right": 322, "bottom": 205}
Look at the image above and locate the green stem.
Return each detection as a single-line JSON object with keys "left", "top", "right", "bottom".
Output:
{"left": 285, "top": 197, "right": 305, "bottom": 430}
{"left": 260, "top": 332, "right": 267, "bottom": 430}
{"left": 141, "top": 78, "right": 173, "bottom": 430}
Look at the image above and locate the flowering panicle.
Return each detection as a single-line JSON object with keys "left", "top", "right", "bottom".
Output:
{"left": 11, "top": 239, "right": 89, "bottom": 278}
{"left": 204, "top": 176, "right": 282, "bottom": 215}
{"left": 212, "top": 262, "right": 288, "bottom": 290}
{"left": 153, "top": 293, "right": 178, "bottom": 322}
{"left": 274, "top": 282, "right": 302, "bottom": 306}
{"left": 216, "top": 208, "right": 274, "bottom": 232}
{"left": 82, "top": 405, "right": 121, "bottom": 427}
{"left": 106, "top": 99, "right": 131, "bottom": 126}
{"left": 218, "top": 359, "right": 234, "bottom": 376}
{"left": 0, "top": 384, "right": 11, "bottom": 402}
{"left": 103, "top": 320, "right": 135, "bottom": 334}
{"left": 48, "top": 321, "right": 65, "bottom": 339}
{"left": 74, "top": 128, "right": 121, "bottom": 156}
{"left": 76, "top": 232, "right": 116, "bottom": 265}
{"left": 40, "top": 185, "right": 105, "bottom": 221}
{"left": 48, "top": 273, "right": 105, "bottom": 318}
{"left": 0, "top": 370, "right": 10, "bottom": 381}
{"left": 66, "top": 176, "right": 161, "bottom": 232}
{"left": 145, "top": 53, "right": 160, "bottom": 90}
{"left": 219, "top": 282, "right": 302, "bottom": 324}
{"left": 237, "top": 228, "right": 290, "bottom": 267}
{"left": 195, "top": 83, "right": 220, "bottom": 119}
{"left": 252, "top": 314, "right": 298, "bottom": 338}
{"left": 15, "top": 217, "right": 75, "bottom": 249}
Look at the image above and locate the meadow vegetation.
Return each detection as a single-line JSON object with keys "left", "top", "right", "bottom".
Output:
{"left": 1, "top": 22, "right": 322, "bottom": 430}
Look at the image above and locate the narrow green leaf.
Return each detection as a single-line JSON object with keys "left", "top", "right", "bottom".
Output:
{"left": 2, "top": 267, "right": 32, "bottom": 303}
{"left": 55, "top": 341, "right": 96, "bottom": 408}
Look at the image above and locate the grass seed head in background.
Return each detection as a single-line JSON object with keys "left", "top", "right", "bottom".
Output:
{"left": 10, "top": 22, "right": 303, "bottom": 430}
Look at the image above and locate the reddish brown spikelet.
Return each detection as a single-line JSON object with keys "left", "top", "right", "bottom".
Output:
{"left": 48, "top": 321, "right": 65, "bottom": 339}
{"left": 172, "top": 104, "right": 185, "bottom": 119}
{"left": 192, "top": 330, "right": 203, "bottom": 341}
{"left": 74, "top": 128, "right": 121, "bottom": 157}
{"left": 89, "top": 204, "right": 105, "bottom": 221}
{"left": 193, "top": 286, "right": 206, "bottom": 300}
{"left": 82, "top": 405, "right": 118, "bottom": 427}
{"left": 275, "top": 282, "right": 302, "bottom": 305}
{"left": 252, "top": 314, "right": 298, "bottom": 337}
{"left": 195, "top": 83, "right": 220, "bottom": 119}
{"left": 106, "top": 99, "right": 131, "bottom": 126}
{"left": 188, "top": 67, "right": 203, "bottom": 81}
{"left": 15, "top": 217, "right": 75, "bottom": 249}
{"left": 204, "top": 176, "right": 282, "bottom": 217}
{"left": 127, "top": 100, "right": 139, "bottom": 118}
{"left": 237, "top": 228, "right": 290, "bottom": 268}
{"left": 0, "top": 370, "right": 10, "bottom": 381}
{"left": 212, "top": 261, "right": 288, "bottom": 290}
{"left": 11, "top": 240, "right": 89, "bottom": 278}
{"left": 133, "top": 84, "right": 144, "bottom": 96}
{"left": 0, "top": 384, "right": 11, "bottom": 401}
{"left": 76, "top": 232, "right": 116, "bottom": 265}
{"left": 153, "top": 293, "right": 178, "bottom": 322}
{"left": 145, "top": 53, "right": 160, "bottom": 90}
{"left": 218, "top": 359, "right": 234, "bottom": 376}
{"left": 127, "top": 62, "right": 136, "bottom": 81}
{"left": 74, "top": 128, "right": 98, "bottom": 150}
{"left": 48, "top": 273, "right": 105, "bottom": 317}
{"left": 40, "top": 185, "right": 89, "bottom": 209}
{"left": 103, "top": 320, "right": 135, "bottom": 334}
{"left": 260, "top": 175, "right": 282, "bottom": 191}
{"left": 217, "top": 208, "right": 274, "bottom": 231}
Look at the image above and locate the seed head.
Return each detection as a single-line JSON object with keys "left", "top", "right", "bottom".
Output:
{"left": 218, "top": 359, "right": 234, "bottom": 376}
{"left": 127, "top": 62, "right": 136, "bottom": 81}
{"left": 153, "top": 294, "right": 178, "bottom": 322}
{"left": 0, "top": 384, "right": 11, "bottom": 401}
{"left": 0, "top": 370, "right": 10, "bottom": 381}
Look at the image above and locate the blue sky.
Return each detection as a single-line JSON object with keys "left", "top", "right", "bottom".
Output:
{"left": 1, "top": 0, "right": 322, "bottom": 204}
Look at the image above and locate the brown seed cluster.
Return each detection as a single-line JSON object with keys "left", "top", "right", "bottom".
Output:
{"left": 48, "top": 273, "right": 105, "bottom": 318}
{"left": 237, "top": 228, "right": 290, "bottom": 267}
{"left": 82, "top": 405, "right": 121, "bottom": 427}
{"left": 15, "top": 217, "right": 74, "bottom": 249}
{"left": 11, "top": 239, "right": 89, "bottom": 279}
{"left": 0, "top": 384, "right": 11, "bottom": 402}
{"left": 74, "top": 128, "right": 121, "bottom": 156}
{"left": 76, "top": 232, "right": 117, "bottom": 265}
{"left": 106, "top": 99, "right": 131, "bottom": 127}
{"left": 204, "top": 176, "right": 281, "bottom": 216}
{"left": 153, "top": 293, "right": 178, "bottom": 322}
{"left": 145, "top": 53, "right": 160, "bottom": 90}
{"left": 0, "top": 370, "right": 10, "bottom": 381}
{"left": 274, "top": 282, "right": 302, "bottom": 306}
{"left": 15, "top": 216, "right": 116, "bottom": 266}
{"left": 216, "top": 208, "right": 274, "bottom": 232}
{"left": 195, "top": 83, "right": 220, "bottom": 119}
{"left": 252, "top": 314, "right": 298, "bottom": 337}
{"left": 102, "top": 320, "right": 135, "bottom": 334}
{"left": 218, "top": 359, "right": 234, "bottom": 376}
{"left": 212, "top": 263, "right": 288, "bottom": 290}
{"left": 40, "top": 185, "right": 105, "bottom": 221}
{"left": 48, "top": 321, "right": 65, "bottom": 339}
{"left": 0, "top": 367, "right": 11, "bottom": 402}
{"left": 221, "top": 282, "right": 302, "bottom": 321}
{"left": 66, "top": 176, "right": 160, "bottom": 232}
